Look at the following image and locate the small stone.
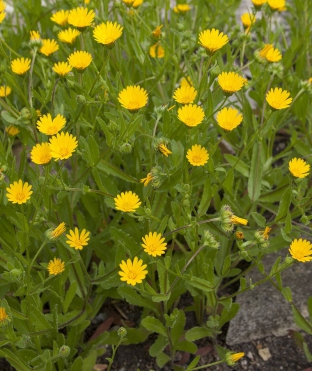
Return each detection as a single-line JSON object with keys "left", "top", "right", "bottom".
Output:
{"left": 247, "top": 351, "right": 254, "bottom": 360}
{"left": 258, "top": 347, "right": 271, "bottom": 361}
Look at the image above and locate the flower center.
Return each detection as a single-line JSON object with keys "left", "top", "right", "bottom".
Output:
{"left": 127, "top": 270, "right": 137, "bottom": 280}
{"left": 40, "top": 155, "right": 51, "bottom": 163}
{"left": 59, "top": 148, "right": 69, "bottom": 157}
{"left": 15, "top": 192, "right": 25, "bottom": 201}
{"left": 148, "top": 244, "right": 156, "bottom": 252}
{"left": 192, "top": 155, "right": 202, "bottom": 163}
{"left": 47, "top": 126, "right": 57, "bottom": 134}
{"left": 121, "top": 202, "right": 133, "bottom": 211}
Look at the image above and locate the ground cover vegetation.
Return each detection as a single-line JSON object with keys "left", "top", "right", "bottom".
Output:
{"left": 0, "top": 0, "right": 311, "bottom": 369}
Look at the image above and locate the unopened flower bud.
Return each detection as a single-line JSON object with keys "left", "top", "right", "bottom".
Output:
{"left": 117, "top": 326, "right": 127, "bottom": 338}
{"left": 225, "top": 352, "right": 245, "bottom": 366}
{"left": 119, "top": 142, "right": 132, "bottom": 154}
{"left": 203, "top": 230, "right": 219, "bottom": 249}
{"left": 59, "top": 345, "right": 70, "bottom": 358}
{"left": 9, "top": 269, "right": 23, "bottom": 281}
{"left": 77, "top": 95, "right": 86, "bottom": 104}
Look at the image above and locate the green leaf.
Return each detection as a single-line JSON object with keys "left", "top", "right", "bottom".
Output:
{"left": 171, "top": 310, "right": 186, "bottom": 346}
{"left": 251, "top": 212, "right": 266, "bottom": 227}
{"left": 275, "top": 188, "right": 292, "bottom": 223}
{"left": 82, "top": 350, "right": 97, "bottom": 371}
{"left": 186, "top": 355, "right": 200, "bottom": 370}
{"left": 118, "top": 286, "right": 156, "bottom": 312}
{"left": 28, "top": 304, "right": 53, "bottom": 331}
{"left": 0, "top": 348, "right": 31, "bottom": 371}
{"left": 223, "top": 168, "right": 234, "bottom": 196}
{"left": 110, "top": 227, "right": 139, "bottom": 259}
{"left": 141, "top": 316, "right": 167, "bottom": 336}
{"left": 174, "top": 340, "right": 197, "bottom": 353}
{"left": 156, "top": 352, "right": 171, "bottom": 368}
{"left": 151, "top": 293, "right": 170, "bottom": 302}
{"left": 291, "top": 304, "right": 312, "bottom": 335}
{"left": 149, "top": 335, "right": 168, "bottom": 357}
{"left": 224, "top": 154, "right": 249, "bottom": 177}
{"left": 185, "top": 275, "right": 213, "bottom": 292}
{"left": 97, "top": 160, "right": 138, "bottom": 183}
{"left": 219, "top": 303, "right": 239, "bottom": 327}
{"left": 307, "top": 297, "right": 312, "bottom": 322}
{"left": 185, "top": 327, "right": 213, "bottom": 341}
{"left": 284, "top": 213, "right": 292, "bottom": 233}
{"left": 281, "top": 287, "right": 292, "bottom": 302}
{"left": 248, "top": 142, "right": 263, "bottom": 201}
{"left": 197, "top": 178, "right": 213, "bottom": 216}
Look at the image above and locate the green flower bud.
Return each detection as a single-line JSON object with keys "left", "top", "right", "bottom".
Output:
{"left": 9, "top": 269, "right": 23, "bottom": 281}
{"left": 119, "top": 142, "right": 132, "bottom": 154}
{"left": 76, "top": 95, "right": 86, "bottom": 104}
{"left": 117, "top": 327, "right": 127, "bottom": 338}
{"left": 59, "top": 345, "right": 71, "bottom": 358}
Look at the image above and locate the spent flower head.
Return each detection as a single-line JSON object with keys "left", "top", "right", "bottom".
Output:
{"left": 140, "top": 172, "right": 153, "bottom": 186}
{"left": 6, "top": 180, "right": 32, "bottom": 204}
{"left": 219, "top": 205, "right": 248, "bottom": 232}
{"left": 119, "top": 257, "right": 148, "bottom": 285}
{"left": 46, "top": 222, "right": 66, "bottom": 241}
{"left": 289, "top": 158, "right": 310, "bottom": 178}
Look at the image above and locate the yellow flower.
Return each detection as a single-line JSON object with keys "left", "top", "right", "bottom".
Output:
{"left": 226, "top": 352, "right": 245, "bottom": 366}
{"left": 68, "top": 51, "right": 92, "bottom": 71}
{"left": 252, "top": 0, "right": 267, "bottom": 7}
{"left": 173, "top": 4, "right": 191, "bottom": 14}
{"left": 159, "top": 143, "right": 172, "bottom": 157}
{"left": 58, "top": 28, "right": 80, "bottom": 44}
{"left": 30, "top": 30, "right": 40, "bottom": 41}
{"left": 84, "top": 0, "right": 91, "bottom": 4}
{"left": 31, "top": 143, "right": 52, "bottom": 165}
{"left": 173, "top": 86, "right": 197, "bottom": 104}
{"left": 218, "top": 72, "right": 245, "bottom": 95}
{"left": 216, "top": 107, "right": 243, "bottom": 131}
{"left": 46, "top": 222, "right": 66, "bottom": 241}
{"left": 119, "top": 257, "right": 148, "bottom": 286}
{"left": 263, "top": 226, "right": 271, "bottom": 239}
{"left": 5, "top": 125, "right": 19, "bottom": 136}
{"left": 0, "top": 11, "right": 5, "bottom": 23}
{"left": 149, "top": 43, "right": 165, "bottom": 58}
{"left": 235, "top": 231, "right": 245, "bottom": 240}
{"left": 259, "top": 44, "right": 282, "bottom": 62}
{"left": 289, "top": 239, "right": 312, "bottom": 262}
{"left": 241, "top": 13, "right": 256, "bottom": 29}
{"left": 40, "top": 39, "right": 59, "bottom": 56}
{"left": 0, "top": 1, "right": 6, "bottom": 13}
{"left": 178, "top": 104, "right": 205, "bottom": 127}
{"left": 11, "top": 57, "right": 31, "bottom": 75}
{"left": 231, "top": 215, "right": 248, "bottom": 225}
{"left": 93, "top": 22, "right": 123, "bottom": 47}
{"left": 49, "top": 132, "right": 78, "bottom": 160}
{"left": 180, "top": 76, "right": 193, "bottom": 87}
{"left": 6, "top": 179, "right": 33, "bottom": 204}
{"left": 51, "top": 10, "right": 69, "bottom": 26}
{"left": 0, "top": 85, "right": 11, "bottom": 97}
{"left": 66, "top": 228, "right": 90, "bottom": 250}
{"left": 186, "top": 144, "right": 209, "bottom": 166}
{"left": 118, "top": 85, "right": 148, "bottom": 112}
{"left": 198, "top": 28, "right": 229, "bottom": 54}
{"left": 140, "top": 172, "right": 153, "bottom": 186}
{"left": 53, "top": 61, "right": 73, "bottom": 76}
{"left": 122, "top": 0, "right": 135, "bottom": 6}
{"left": 114, "top": 191, "right": 141, "bottom": 212}
{"left": 0, "top": 307, "right": 10, "bottom": 327}
{"left": 151, "top": 25, "right": 163, "bottom": 38}
{"left": 37, "top": 113, "right": 66, "bottom": 135}
{"left": 47, "top": 258, "right": 65, "bottom": 275}
{"left": 36, "top": 109, "right": 42, "bottom": 117}
{"left": 289, "top": 158, "right": 310, "bottom": 178}
{"left": 266, "top": 87, "right": 292, "bottom": 110}
{"left": 268, "top": 0, "right": 285, "bottom": 10}
{"left": 142, "top": 232, "right": 167, "bottom": 257}
{"left": 133, "top": 0, "right": 143, "bottom": 7}
{"left": 68, "top": 7, "right": 95, "bottom": 30}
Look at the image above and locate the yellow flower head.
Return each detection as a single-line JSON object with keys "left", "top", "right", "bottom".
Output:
{"left": 114, "top": 191, "right": 141, "bottom": 212}
{"left": 186, "top": 144, "right": 209, "bottom": 166}
{"left": 216, "top": 107, "right": 243, "bottom": 131}
{"left": 252, "top": 0, "right": 267, "bottom": 7}
{"left": 0, "top": 10, "right": 6, "bottom": 24}
{"left": 0, "top": 1, "right": 6, "bottom": 13}
{"left": 51, "top": 10, "right": 69, "bottom": 26}
{"left": 173, "top": 85, "right": 197, "bottom": 104}
{"left": 30, "top": 30, "right": 41, "bottom": 41}
{"left": 68, "top": 51, "right": 92, "bottom": 71}
{"left": 11, "top": 57, "right": 31, "bottom": 75}
{"left": 58, "top": 28, "right": 80, "bottom": 44}
{"left": 122, "top": 0, "right": 135, "bottom": 6}
{"left": 289, "top": 158, "right": 310, "bottom": 178}
{"left": 53, "top": 61, "right": 73, "bottom": 76}
{"left": 37, "top": 113, "right": 66, "bottom": 135}
{"left": 241, "top": 12, "right": 256, "bottom": 28}
{"left": 118, "top": 85, "right": 148, "bottom": 112}
{"left": 0, "top": 85, "right": 11, "bottom": 97}
{"left": 151, "top": 25, "right": 163, "bottom": 38}
{"left": 198, "top": 28, "right": 229, "bottom": 54}
{"left": 231, "top": 215, "right": 248, "bottom": 225}
{"left": 31, "top": 143, "right": 52, "bottom": 165}
{"left": 119, "top": 257, "right": 148, "bottom": 286}
{"left": 36, "top": 109, "right": 42, "bottom": 117}
{"left": 47, "top": 258, "right": 65, "bottom": 275}
{"left": 142, "top": 232, "right": 167, "bottom": 257}
{"left": 218, "top": 72, "right": 245, "bottom": 95}
{"left": 173, "top": 4, "right": 191, "bottom": 14}
{"left": 49, "top": 132, "right": 78, "bottom": 160}
{"left": 0, "top": 307, "right": 10, "bottom": 327}
{"left": 289, "top": 239, "right": 312, "bottom": 262}
{"left": 149, "top": 43, "right": 165, "bottom": 58}
{"left": 268, "top": 0, "right": 285, "bottom": 10}
{"left": 158, "top": 143, "right": 172, "bottom": 157}
{"left": 40, "top": 39, "right": 59, "bottom": 56}
{"left": 178, "top": 104, "right": 205, "bottom": 127}
{"left": 180, "top": 76, "right": 193, "bottom": 87}
{"left": 133, "top": 0, "right": 143, "bottom": 7}
{"left": 93, "top": 22, "right": 123, "bottom": 47}
{"left": 226, "top": 352, "right": 245, "bottom": 366}
{"left": 46, "top": 222, "right": 66, "bottom": 241}
{"left": 6, "top": 179, "right": 33, "bottom": 204}
{"left": 5, "top": 125, "right": 19, "bottom": 136}
{"left": 84, "top": 0, "right": 91, "bottom": 4}
{"left": 66, "top": 228, "right": 90, "bottom": 250}
{"left": 140, "top": 172, "right": 153, "bottom": 186}
{"left": 266, "top": 87, "right": 292, "bottom": 110}
{"left": 259, "top": 44, "right": 282, "bottom": 62}
{"left": 68, "top": 7, "right": 95, "bottom": 29}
